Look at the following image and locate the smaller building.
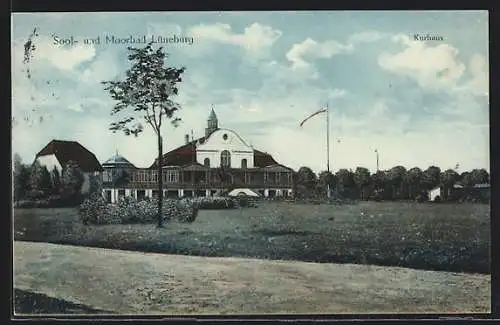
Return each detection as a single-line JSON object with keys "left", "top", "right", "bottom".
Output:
{"left": 101, "top": 153, "right": 138, "bottom": 203}
{"left": 35, "top": 139, "right": 103, "bottom": 194}
{"left": 428, "top": 183, "right": 490, "bottom": 202}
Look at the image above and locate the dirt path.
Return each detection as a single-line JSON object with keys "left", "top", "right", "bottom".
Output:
{"left": 14, "top": 241, "right": 490, "bottom": 315}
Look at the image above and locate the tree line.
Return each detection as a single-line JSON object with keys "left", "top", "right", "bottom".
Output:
{"left": 293, "top": 165, "right": 490, "bottom": 202}
{"left": 13, "top": 153, "right": 99, "bottom": 205}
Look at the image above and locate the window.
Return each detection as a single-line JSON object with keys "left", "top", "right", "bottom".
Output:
{"left": 264, "top": 172, "right": 268, "bottom": 182}
{"left": 276, "top": 172, "right": 281, "bottom": 182}
{"left": 151, "top": 170, "right": 158, "bottom": 182}
{"left": 204, "top": 158, "right": 210, "bottom": 167}
{"left": 241, "top": 159, "right": 247, "bottom": 169}
{"left": 221, "top": 150, "right": 231, "bottom": 168}
{"left": 167, "top": 170, "right": 179, "bottom": 183}
{"left": 103, "top": 170, "right": 112, "bottom": 182}
{"left": 118, "top": 189, "right": 125, "bottom": 197}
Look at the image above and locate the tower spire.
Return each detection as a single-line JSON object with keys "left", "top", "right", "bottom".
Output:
{"left": 206, "top": 104, "right": 219, "bottom": 137}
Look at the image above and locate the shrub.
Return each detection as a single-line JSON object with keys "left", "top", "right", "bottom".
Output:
{"left": 78, "top": 193, "right": 115, "bottom": 225}
{"left": 78, "top": 195, "right": 201, "bottom": 225}
{"left": 189, "top": 196, "right": 237, "bottom": 209}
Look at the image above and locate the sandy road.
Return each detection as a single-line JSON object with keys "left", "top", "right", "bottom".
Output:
{"left": 14, "top": 241, "right": 490, "bottom": 315}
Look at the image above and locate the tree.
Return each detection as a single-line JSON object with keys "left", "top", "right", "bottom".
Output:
{"left": 440, "top": 169, "right": 460, "bottom": 200}
{"left": 102, "top": 42, "right": 185, "bottom": 228}
{"left": 317, "top": 170, "right": 336, "bottom": 198}
{"left": 29, "top": 161, "right": 52, "bottom": 199}
{"left": 371, "top": 170, "right": 391, "bottom": 200}
{"left": 388, "top": 166, "right": 407, "bottom": 200}
{"left": 470, "top": 168, "right": 489, "bottom": 185}
{"left": 335, "top": 169, "right": 355, "bottom": 199}
{"left": 421, "top": 166, "right": 441, "bottom": 191}
{"left": 61, "top": 161, "right": 84, "bottom": 199}
{"left": 50, "top": 166, "right": 61, "bottom": 195}
{"left": 353, "top": 167, "right": 371, "bottom": 200}
{"left": 13, "top": 153, "right": 30, "bottom": 203}
{"left": 407, "top": 167, "right": 423, "bottom": 199}
{"left": 295, "top": 166, "right": 317, "bottom": 198}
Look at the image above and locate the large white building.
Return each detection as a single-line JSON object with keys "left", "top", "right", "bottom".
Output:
{"left": 101, "top": 108, "right": 295, "bottom": 203}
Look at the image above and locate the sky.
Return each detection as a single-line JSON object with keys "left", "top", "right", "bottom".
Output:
{"left": 11, "top": 11, "right": 489, "bottom": 174}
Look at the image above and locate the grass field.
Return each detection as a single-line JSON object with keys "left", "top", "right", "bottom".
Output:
{"left": 13, "top": 201, "right": 490, "bottom": 274}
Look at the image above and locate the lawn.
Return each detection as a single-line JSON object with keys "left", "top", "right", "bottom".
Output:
{"left": 13, "top": 201, "right": 490, "bottom": 274}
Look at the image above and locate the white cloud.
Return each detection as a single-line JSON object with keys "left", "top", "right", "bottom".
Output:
{"left": 188, "top": 22, "right": 282, "bottom": 56}
{"left": 457, "top": 54, "right": 489, "bottom": 97}
{"left": 286, "top": 37, "right": 353, "bottom": 73}
{"left": 378, "top": 34, "right": 466, "bottom": 92}
{"left": 284, "top": 31, "right": 384, "bottom": 79}
{"left": 80, "top": 51, "right": 119, "bottom": 84}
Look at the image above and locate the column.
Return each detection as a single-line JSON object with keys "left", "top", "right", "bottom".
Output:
{"left": 264, "top": 189, "right": 269, "bottom": 197}
{"left": 146, "top": 189, "right": 153, "bottom": 198}
{"left": 206, "top": 189, "right": 211, "bottom": 197}
{"left": 178, "top": 189, "right": 184, "bottom": 198}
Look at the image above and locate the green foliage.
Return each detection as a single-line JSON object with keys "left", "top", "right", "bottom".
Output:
{"left": 87, "top": 173, "right": 102, "bottom": 196}
{"left": 13, "top": 154, "right": 31, "bottom": 202}
{"left": 29, "top": 161, "right": 52, "bottom": 199}
{"left": 291, "top": 164, "right": 488, "bottom": 202}
{"left": 61, "top": 161, "right": 84, "bottom": 198}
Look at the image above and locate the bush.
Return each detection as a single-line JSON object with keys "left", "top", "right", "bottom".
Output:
{"left": 188, "top": 196, "right": 237, "bottom": 209}
{"left": 78, "top": 193, "right": 116, "bottom": 225}
{"left": 78, "top": 195, "right": 201, "bottom": 225}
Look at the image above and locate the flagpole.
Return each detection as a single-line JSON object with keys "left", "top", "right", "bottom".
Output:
{"left": 326, "top": 102, "right": 330, "bottom": 173}
{"left": 326, "top": 102, "right": 331, "bottom": 199}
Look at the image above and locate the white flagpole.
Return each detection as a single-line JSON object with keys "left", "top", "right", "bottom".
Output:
{"left": 326, "top": 102, "right": 331, "bottom": 199}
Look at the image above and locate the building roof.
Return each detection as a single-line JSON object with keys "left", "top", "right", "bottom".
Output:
{"left": 149, "top": 137, "right": 279, "bottom": 169}
{"left": 36, "top": 139, "right": 103, "bottom": 172}
{"left": 102, "top": 154, "right": 137, "bottom": 169}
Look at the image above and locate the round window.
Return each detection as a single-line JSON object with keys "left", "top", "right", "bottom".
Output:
{"left": 223, "top": 134, "right": 228, "bottom": 141}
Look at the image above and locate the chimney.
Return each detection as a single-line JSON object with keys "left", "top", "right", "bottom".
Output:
{"left": 185, "top": 134, "right": 190, "bottom": 144}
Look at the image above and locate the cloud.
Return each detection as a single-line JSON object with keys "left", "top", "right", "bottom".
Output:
{"left": 378, "top": 34, "right": 466, "bottom": 92}
{"left": 187, "top": 22, "right": 282, "bottom": 57}
{"left": 286, "top": 37, "right": 353, "bottom": 73}
{"left": 284, "top": 30, "right": 385, "bottom": 79}
{"left": 80, "top": 51, "right": 120, "bottom": 84}
{"left": 457, "top": 54, "right": 489, "bottom": 97}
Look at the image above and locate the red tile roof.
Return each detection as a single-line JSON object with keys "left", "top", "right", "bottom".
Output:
{"left": 149, "top": 137, "right": 279, "bottom": 169}
{"left": 36, "top": 140, "right": 103, "bottom": 172}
